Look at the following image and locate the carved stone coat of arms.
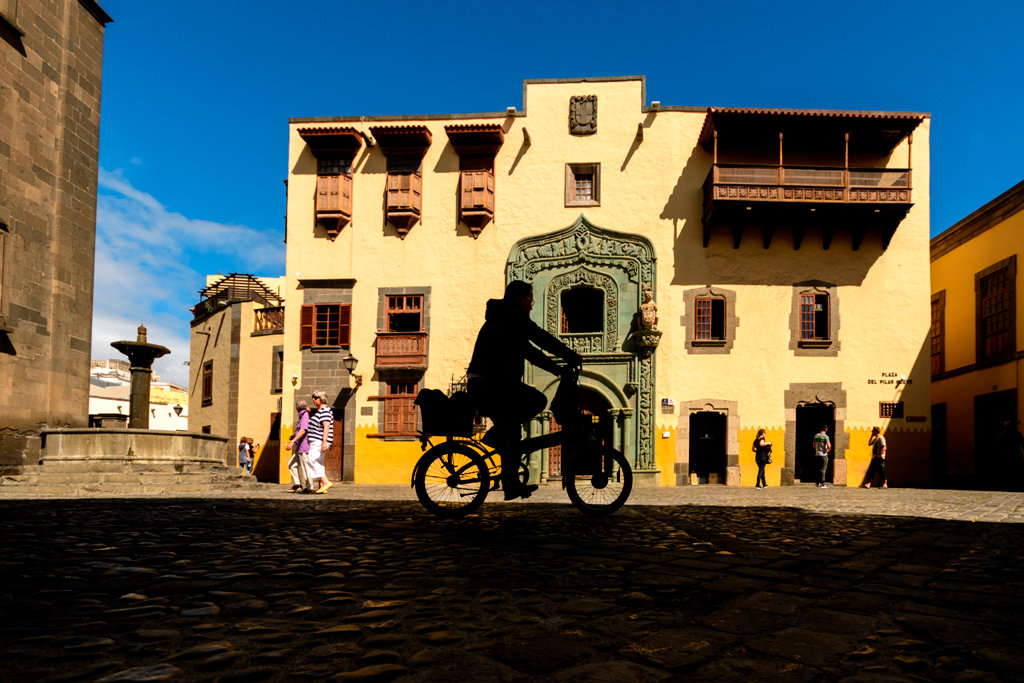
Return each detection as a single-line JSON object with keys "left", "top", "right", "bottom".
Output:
{"left": 569, "top": 95, "right": 597, "bottom": 135}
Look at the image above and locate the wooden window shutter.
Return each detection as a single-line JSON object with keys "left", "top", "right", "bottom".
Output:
{"left": 300, "top": 305, "right": 314, "bottom": 348}
{"left": 387, "top": 173, "right": 413, "bottom": 210}
{"left": 317, "top": 175, "right": 341, "bottom": 213}
{"left": 340, "top": 174, "right": 353, "bottom": 216}
{"left": 799, "top": 294, "right": 815, "bottom": 339}
{"left": 461, "top": 170, "right": 494, "bottom": 210}
{"left": 410, "top": 171, "right": 422, "bottom": 211}
{"left": 338, "top": 304, "right": 352, "bottom": 346}
{"left": 271, "top": 346, "right": 283, "bottom": 393}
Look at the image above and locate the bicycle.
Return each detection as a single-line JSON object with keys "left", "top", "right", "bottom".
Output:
{"left": 411, "top": 369, "right": 633, "bottom": 518}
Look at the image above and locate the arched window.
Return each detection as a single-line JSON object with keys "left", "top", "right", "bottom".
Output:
{"left": 560, "top": 287, "right": 603, "bottom": 334}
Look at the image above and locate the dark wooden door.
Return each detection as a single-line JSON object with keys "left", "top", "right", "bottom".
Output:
{"left": 974, "top": 390, "right": 1017, "bottom": 489}
{"left": 252, "top": 412, "right": 280, "bottom": 482}
{"left": 324, "top": 409, "right": 344, "bottom": 482}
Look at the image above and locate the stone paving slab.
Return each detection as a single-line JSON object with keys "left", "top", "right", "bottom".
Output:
{"left": 1, "top": 490, "right": 1023, "bottom": 681}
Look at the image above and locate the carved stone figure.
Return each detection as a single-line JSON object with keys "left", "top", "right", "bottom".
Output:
{"left": 639, "top": 290, "right": 658, "bottom": 330}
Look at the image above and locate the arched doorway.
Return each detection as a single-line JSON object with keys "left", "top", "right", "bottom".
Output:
{"left": 547, "top": 388, "right": 612, "bottom": 477}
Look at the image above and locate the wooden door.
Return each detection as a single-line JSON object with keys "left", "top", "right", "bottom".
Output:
{"left": 324, "top": 409, "right": 344, "bottom": 481}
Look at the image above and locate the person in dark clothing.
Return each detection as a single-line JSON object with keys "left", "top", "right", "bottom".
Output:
{"left": 752, "top": 428, "right": 772, "bottom": 489}
{"left": 467, "top": 280, "right": 582, "bottom": 500}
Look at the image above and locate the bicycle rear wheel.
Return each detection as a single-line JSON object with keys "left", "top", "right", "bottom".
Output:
{"left": 564, "top": 445, "right": 632, "bottom": 515}
{"left": 414, "top": 442, "right": 490, "bottom": 518}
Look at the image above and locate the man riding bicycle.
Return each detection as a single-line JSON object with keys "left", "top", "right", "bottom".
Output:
{"left": 467, "top": 280, "right": 583, "bottom": 500}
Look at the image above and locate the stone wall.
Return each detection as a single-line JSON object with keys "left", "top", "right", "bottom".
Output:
{"left": 0, "top": 0, "right": 111, "bottom": 469}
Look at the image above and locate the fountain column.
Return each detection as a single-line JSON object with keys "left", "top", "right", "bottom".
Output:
{"left": 110, "top": 325, "right": 170, "bottom": 429}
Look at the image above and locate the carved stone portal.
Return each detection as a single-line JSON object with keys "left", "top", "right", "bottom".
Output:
{"left": 507, "top": 216, "right": 658, "bottom": 476}
{"left": 569, "top": 95, "right": 597, "bottom": 135}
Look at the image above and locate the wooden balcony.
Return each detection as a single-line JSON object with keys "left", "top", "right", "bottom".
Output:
{"left": 375, "top": 332, "right": 428, "bottom": 370}
{"left": 316, "top": 173, "right": 353, "bottom": 238}
{"left": 253, "top": 306, "right": 284, "bottom": 334}
{"left": 702, "top": 164, "right": 913, "bottom": 249}
{"left": 385, "top": 173, "right": 422, "bottom": 238}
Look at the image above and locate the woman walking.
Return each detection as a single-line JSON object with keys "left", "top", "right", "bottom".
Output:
{"left": 753, "top": 428, "right": 772, "bottom": 489}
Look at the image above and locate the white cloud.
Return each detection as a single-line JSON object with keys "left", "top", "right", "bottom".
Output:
{"left": 92, "top": 170, "right": 285, "bottom": 386}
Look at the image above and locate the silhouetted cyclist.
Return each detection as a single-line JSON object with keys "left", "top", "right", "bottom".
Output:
{"left": 467, "top": 280, "right": 582, "bottom": 500}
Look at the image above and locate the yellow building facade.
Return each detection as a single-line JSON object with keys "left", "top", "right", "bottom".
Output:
{"left": 930, "top": 180, "right": 1024, "bottom": 488}
{"left": 188, "top": 274, "right": 286, "bottom": 476}
{"left": 280, "top": 76, "right": 932, "bottom": 487}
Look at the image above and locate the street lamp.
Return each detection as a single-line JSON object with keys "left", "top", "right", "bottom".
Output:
{"left": 173, "top": 404, "right": 183, "bottom": 416}
{"left": 342, "top": 354, "right": 362, "bottom": 388}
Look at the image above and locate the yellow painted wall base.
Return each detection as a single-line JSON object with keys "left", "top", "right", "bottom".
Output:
{"left": 655, "top": 425, "right": 676, "bottom": 486}
{"left": 355, "top": 425, "right": 424, "bottom": 484}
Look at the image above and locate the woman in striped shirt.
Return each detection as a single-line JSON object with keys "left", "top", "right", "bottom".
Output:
{"left": 307, "top": 390, "right": 334, "bottom": 493}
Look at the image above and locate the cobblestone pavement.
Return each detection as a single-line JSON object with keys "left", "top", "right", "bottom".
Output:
{"left": 2, "top": 485, "right": 1023, "bottom": 681}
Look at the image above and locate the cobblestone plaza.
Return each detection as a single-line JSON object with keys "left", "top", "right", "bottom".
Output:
{"left": 1, "top": 485, "right": 1022, "bottom": 681}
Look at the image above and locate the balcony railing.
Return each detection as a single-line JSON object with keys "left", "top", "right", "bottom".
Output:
{"left": 702, "top": 164, "right": 914, "bottom": 249}
{"left": 375, "top": 332, "right": 428, "bottom": 369}
{"left": 708, "top": 164, "right": 912, "bottom": 204}
{"left": 253, "top": 306, "right": 284, "bottom": 334}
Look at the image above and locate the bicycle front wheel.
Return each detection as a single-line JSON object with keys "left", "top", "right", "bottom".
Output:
{"left": 564, "top": 445, "right": 632, "bottom": 515}
{"left": 414, "top": 442, "right": 490, "bottom": 519}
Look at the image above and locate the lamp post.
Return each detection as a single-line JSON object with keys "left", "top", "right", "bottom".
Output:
{"left": 342, "top": 354, "right": 362, "bottom": 388}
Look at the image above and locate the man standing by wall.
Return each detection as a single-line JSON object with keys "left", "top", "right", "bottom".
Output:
{"left": 307, "top": 391, "right": 334, "bottom": 494}
{"left": 813, "top": 425, "right": 832, "bottom": 488}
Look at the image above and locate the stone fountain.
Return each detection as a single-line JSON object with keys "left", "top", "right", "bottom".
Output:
{"left": 110, "top": 325, "right": 170, "bottom": 429}
{"left": 0, "top": 325, "right": 259, "bottom": 495}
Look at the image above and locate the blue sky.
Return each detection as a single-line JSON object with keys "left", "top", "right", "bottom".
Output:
{"left": 92, "top": 0, "right": 1024, "bottom": 385}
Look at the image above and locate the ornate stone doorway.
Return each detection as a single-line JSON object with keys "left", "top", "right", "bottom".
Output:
{"left": 508, "top": 215, "right": 659, "bottom": 484}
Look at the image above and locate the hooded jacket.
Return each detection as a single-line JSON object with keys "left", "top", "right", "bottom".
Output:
{"left": 467, "top": 298, "right": 578, "bottom": 384}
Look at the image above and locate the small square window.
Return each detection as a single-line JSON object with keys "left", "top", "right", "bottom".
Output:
{"left": 565, "top": 163, "right": 600, "bottom": 207}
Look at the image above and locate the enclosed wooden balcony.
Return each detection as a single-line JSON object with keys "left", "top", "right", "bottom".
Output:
{"left": 371, "top": 125, "right": 432, "bottom": 239}
{"left": 374, "top": 332, "right": 428, "bottom": 370}
{"left": 445, "top": 124, "right": 505, "bottom": 237}
{"left": 698, "top": 107, "right": 925, "bottom": 250}
{"left": 299, "top": 126, "right": 363, "bottom": 239}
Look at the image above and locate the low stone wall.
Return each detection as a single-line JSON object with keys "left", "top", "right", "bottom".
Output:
{"left": 41, "top": 428, "right": 230, "bottom": 467}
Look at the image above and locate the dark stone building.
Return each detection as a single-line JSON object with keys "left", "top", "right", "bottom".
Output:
{"left": 0, "top": 0, "right": 111, "bottom": 470}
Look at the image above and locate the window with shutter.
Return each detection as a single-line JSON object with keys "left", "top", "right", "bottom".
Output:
{"left": 299, "top": 303, "right": 351, "bottom": 348}
{"left": 800, "top": 293, "right": 830, "bottom": 340}
{"left": 695, "top": 298, "right": 725, "bottom": 341}
{"left": 930, "top": 292, "right": 945, "bottom": 376}
{"left": 978, "top": 264, "right": 1014, "bottom": 363}
{"left": 382, "top": 381, "right": 418, "bottom": 436}
{"left": 271, "top": 346, "right": 284, "bottom": 394}
{"left": 792, "top": 285, "right": 838, "bottom": 355}
{"left": 201, "top": 361, "right": 214, "bottom": 406}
